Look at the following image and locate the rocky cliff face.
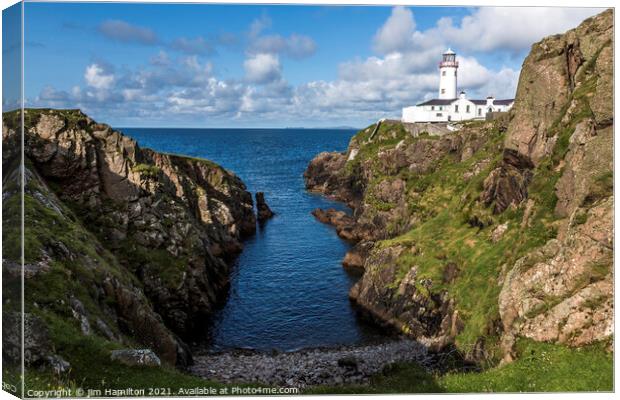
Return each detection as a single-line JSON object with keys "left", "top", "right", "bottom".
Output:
{"left": 305, "top": 9, "right": 613, "bottom": 363}
{"left": 2, "top": 109, "right": 256, "bottom": 368}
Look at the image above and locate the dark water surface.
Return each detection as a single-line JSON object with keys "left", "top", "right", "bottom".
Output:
{"left": 121, "top": 128, "right": 385, "bottom": 351}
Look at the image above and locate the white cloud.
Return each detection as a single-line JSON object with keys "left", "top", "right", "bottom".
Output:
{"left": 436, "top": 7, "right": 604, "bottom": 52}
{"left": 84, "top": 64, "right": 115, "bottom": 90}
{"left": 373, "top": 6, "right": 416, "bottom": 55}
{"left": 34, "top": 7, "right": 603, "bottom": 127}
{"left": 244, "top": 53, "right": 281, "bottom": 84}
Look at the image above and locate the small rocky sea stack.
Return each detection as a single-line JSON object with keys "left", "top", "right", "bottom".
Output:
{"left": 256, "top": 192, "right": 275, "bottom": 222}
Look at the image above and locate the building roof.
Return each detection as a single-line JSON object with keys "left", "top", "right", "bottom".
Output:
{"left": 470, "top": 99, "right": 515, "bottom": 105}
{"left": 418, "top": 98, "right": 515, "bottom": 107}
{"left": 416, "top": 99, "right": 456, "bottom": 106}
{"left": 443, "top": 48, "right": 455, "bottom": 55}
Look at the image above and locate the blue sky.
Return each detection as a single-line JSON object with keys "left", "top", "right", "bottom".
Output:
{"left": 9, "top": 3, "right": 604, "bottom": 127}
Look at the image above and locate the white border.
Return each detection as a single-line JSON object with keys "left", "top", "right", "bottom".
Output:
{"left": 0, "top": 1, "right": 617, "bottom": 400}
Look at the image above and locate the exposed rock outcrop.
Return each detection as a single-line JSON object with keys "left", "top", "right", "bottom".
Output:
{"left": 306, "top": 119, "right": 501, "bottom": 352}
{"left": 2, "top": 109, "right": 257, "bottom": 368}
{"left": 504, "top": 10, "right": 612, "bottom": 165}
{"left": 480, "top": 149, "right": 533, "bottom": 214}
{"left": 305, "top": 9, "right": 613, "bottom": 365}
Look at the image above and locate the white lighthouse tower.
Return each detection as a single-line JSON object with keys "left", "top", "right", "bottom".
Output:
{"left": 401, "top": 48, "right": 514, "bottom": 123}
{"left": 438, "top": 48, "right": 458, "bottom": 99}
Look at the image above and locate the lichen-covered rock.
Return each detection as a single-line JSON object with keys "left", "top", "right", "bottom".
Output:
{"left": 504, "top": 9, "right": 612, "bottom": 166}
{"left": 499, "top": 197, "right": 613, "bottom": 361}
{"left": 111, "top": 349, "right": 161, "bottom": 367}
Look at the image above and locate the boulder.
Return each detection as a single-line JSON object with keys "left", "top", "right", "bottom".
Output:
{"left": 110, "top": 349, "right": 161, "bottom": 367}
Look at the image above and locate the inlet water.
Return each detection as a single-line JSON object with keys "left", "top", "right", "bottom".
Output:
{"left": 121, "top": 128, "right": 385, "bottom": 351}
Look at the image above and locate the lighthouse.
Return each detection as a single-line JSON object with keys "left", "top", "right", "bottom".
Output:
{"left": 438, "top": 48, "right": 458, "bottom": 99}
{"left": 401, "top": 48, "right": 514, "bottom": 123}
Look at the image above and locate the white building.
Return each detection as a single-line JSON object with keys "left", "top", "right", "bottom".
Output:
{"left": 402, "top": 49, "right": 514, "bottom": 123}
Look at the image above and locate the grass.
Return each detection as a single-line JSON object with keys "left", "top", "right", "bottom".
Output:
{"left": 337, "top": 85, "right": 602, "bottom": 359}
{"left": 7, "top": 335, "right": 613, "bottom": 396}
{"left": 18, "top": 314, "right": 231, "bottom": 396}
{"left": 582, "top": 171, "right": 613, "bottom": 207}
{"left": 131, "top": 163, "right": 161, "bottom": 178}
{"left": 359, "top": 122, "right": 555, "bottom": 354}
{"left": 307, "top": 339, "right": 613, "bottom": 394}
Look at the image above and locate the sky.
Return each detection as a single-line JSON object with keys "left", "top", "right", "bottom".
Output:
{"left": 5, "top": 3, "right": 605, "bottom": 128}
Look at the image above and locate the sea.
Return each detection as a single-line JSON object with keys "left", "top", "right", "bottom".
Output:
{"left": 120, "top": 127, "right": 385, "bottom": 351}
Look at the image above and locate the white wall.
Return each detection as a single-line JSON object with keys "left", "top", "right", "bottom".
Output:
{"left": 449, "top": 98, "right": 477, "bottom": 121}
{"left": 438, "top": 66, "right": 458, "bottom": 99}
{"left": 403, "top": 101, "right": 513, "bottom": 123}
{"left": 403, "top": 105, "right": 453, "bottom": 123}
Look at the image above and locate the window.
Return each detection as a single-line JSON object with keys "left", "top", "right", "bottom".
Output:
{"left": 439, "top": 106, "right": 443, "bottom": 111}
{"left": 455, "top": 105, "right": 459, "bottom": 113}
{"left": 478, "top": 108, "right": 482, "bottom": 116}
{"left": 441, "top": 88, "right": 445, "bottom": 94}
{"left": 431, "top": 106, "right": 435, "bottom": 110}
{"left": 466, "top": 105, "right": 470, "bottom": 113}
{"left": 442, "top": 71, "right": 446, "bottom": 76}
{"left": 454, "top": 71, "right": 457, "bottom": 76}
{"left": 436, "top": 113, "right": 443, "bottom": 117}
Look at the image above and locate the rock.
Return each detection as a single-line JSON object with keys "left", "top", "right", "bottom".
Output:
{"left": 442, "top": 262, "right": 459, "bottom": 284}
{"left": 46, "top": 355, "right": 71, "bottom": 375}
{"left": 303, "top": 10, "right": 614, "bottom": 366}
{"left": 255, "top": 192, "right": 275, "bottom": 222}
{"left": 304, "top": 152, "right": 347, "bottom": 196}
{"left": 504, "top": 9, "right": 612, "bottom": 166}
{"left": 480, "top": 149, "right": 533, "bottom": 214}
{"left": 111, "top": 349, "right": 161, "bottom": 367}
{"left": 342, "top": 242, "right": 374, "bottom": 271}
{"left": 189, "top": 339, "right": 430, "bottom": 387}
{"left": 70, "top": 297, "right": 91, "bottom": 336}
{"left": 499, "top": 197, "right": 613, "bottom": 355}
{"left": 337, "top": 356, "right": 359, "bottom": 370}
{"left": 312, "top": 208, "right": 374, "bottom": 242}
{"left": 9, "top": 108, "right": 258, "bottom": 361}
{"left": 3, "top": 313, "right": 52, "bottom": 366}
{"left": 490, "top": 223, "right": 509, "bottom": 243}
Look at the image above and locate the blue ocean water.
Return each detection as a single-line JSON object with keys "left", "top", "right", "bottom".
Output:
{"left": 121, "top": 128, "right": 385, "bottom": 351}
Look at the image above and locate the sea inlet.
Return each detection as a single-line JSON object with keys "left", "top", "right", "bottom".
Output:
{"left": 122, "top": 127, "right": 385, "bottom": 351}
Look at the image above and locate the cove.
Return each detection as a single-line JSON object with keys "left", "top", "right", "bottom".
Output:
{"left": 122, "top": 127, "right": 385, "bottom": 351}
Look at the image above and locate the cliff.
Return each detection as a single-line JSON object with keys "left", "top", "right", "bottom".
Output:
{"left": 305, "top": 9, "right": 613, "bottom": 364}
{"left": 2, "top": 109, "right": 256, "bottom": 369}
